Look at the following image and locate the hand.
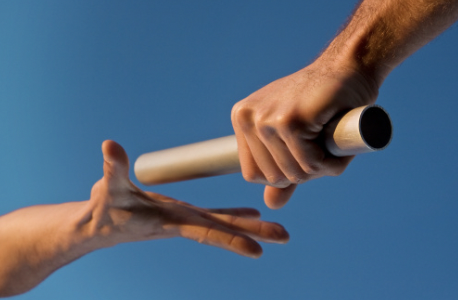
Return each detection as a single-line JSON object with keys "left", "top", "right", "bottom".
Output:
{"left": 86, "top": 140, "right": 289, "bottom": 258}
{"left": 231, "top": 59, "right": 379, "bottom": 209}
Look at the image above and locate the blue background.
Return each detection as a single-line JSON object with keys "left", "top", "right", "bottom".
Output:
{"left": 1, "top": 1, "right": 457, "bottom": 299}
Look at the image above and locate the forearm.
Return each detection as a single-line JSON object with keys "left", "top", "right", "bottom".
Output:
{"left": 0, "top": 201, "right": 101, "bottom": 297}
{"left": 319, "top": 0, "right": 458, "bottom": 85}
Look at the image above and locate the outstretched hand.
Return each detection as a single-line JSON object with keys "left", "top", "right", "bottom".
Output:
{"left": 0, "top": 140, "right": 289, "bottom": 297}
{"left": 231, "top": 59, "right": 379, "bottom": 209}
{"left": 88, "top": 140, "right": 289, "bottom": 258}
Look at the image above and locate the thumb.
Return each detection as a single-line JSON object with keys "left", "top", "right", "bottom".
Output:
{"left": 264, "top": 184, "right": 297, "bottom": 209}
{"left": 101, "top": 140, "right": 130, "bottom": 184}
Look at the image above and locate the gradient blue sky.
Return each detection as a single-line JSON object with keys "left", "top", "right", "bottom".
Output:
{"left": 1, "top": 1, "right": 457, "bottom": 299}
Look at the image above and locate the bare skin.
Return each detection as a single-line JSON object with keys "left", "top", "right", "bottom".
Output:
{"left": 2, "top": 0, "right": 458, "bottom": 296}
{"left": 0, "top": 140, "right": 289, "bottom": 297}
{"left": 231, "top": 0, "right": 458, "bottom": 209}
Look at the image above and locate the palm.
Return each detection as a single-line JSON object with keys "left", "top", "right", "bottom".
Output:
{"left": 89, "top": 140, "right": 289, "bottom": 258}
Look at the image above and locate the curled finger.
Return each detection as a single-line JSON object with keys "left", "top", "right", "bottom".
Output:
{"left": 256, "top": 129, "right": 308, "bottom": 185}
{"left": 242, "top": 132, "right": 290, "bottom": 188}
{"left": 263, "top": 184, "right": 301, "bottom": 210}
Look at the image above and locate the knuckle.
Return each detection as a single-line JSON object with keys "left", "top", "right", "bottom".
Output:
{"left": 266, "top": 174, "right": 289, "bottom": 187}
{"left": 230, "top": 102, "right": 242, "bottom": 121}
{"left": 286, "top": 173, "right": 306, "bottom": 184}
{"left": 274, "top": 113, "right": 294, "bottom": 128}
{"left": 242, "top": 169, "right": 261, "bottom": 183}
{"left": 254, "top": 113, "right": 293, "bottom": 140}
{"left": 231, "top": 103, "right": 252, "bottom": 129}
{"left": 275, "top": 114, "right": 303, "bottom": 139}
{"left": 253, "top": 112, "right": 267, "bottom": 127}
{"left": 302, "top": 162, "right": 322, "bottom": 175}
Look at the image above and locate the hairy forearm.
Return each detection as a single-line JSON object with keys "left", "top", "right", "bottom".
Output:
{"left": 320, "top": 0, "right": 458, "bottom": 85}
{"left": 0, "top": 201, "right": 100, "bottom": 297}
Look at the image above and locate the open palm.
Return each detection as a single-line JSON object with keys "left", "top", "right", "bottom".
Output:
{"left": 87, "top": 140, "right": 289, "bottom": 258}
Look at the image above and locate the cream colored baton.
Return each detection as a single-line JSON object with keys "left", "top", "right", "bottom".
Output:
{"left": 135, "top": 105, "right": 392, "bottom": 185}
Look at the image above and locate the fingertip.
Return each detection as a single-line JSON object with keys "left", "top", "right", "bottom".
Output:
{"left": 245, "top": 242, "right": 263, "bottom": 259}
{"left": 102, "top": 140, "right": 127, "bottom": 162}
{"left": 264, "top": 185, "right": 297, "bottom": 209}
{"left": 101, "top": 140, "right": 130, "bottom": 181}
{"left": 233, "top": 236, "right": 263, "bottom": 259}
{"left": 277, "top": 225, "right": 290, "bottom": 244}
{"left": 264, "top": 199, "right": 286, "bottom": 210}
{"left": 265, "top": 222, "right": 290, "bottom": 244}
{"left": 250, "top": 250, "right": 262, "bottom": 259}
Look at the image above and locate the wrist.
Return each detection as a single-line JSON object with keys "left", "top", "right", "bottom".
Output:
{"left": 316, "top": 39, "right": 386, "bottom": 93}
{"left": 317, "top": 1, "right": 397, "bottom": 89}
{"left": 305, "top": 55, "right": 381, "bottom": 107}
{"left": 70, "top": 200, "right": 119, "bottom": 251}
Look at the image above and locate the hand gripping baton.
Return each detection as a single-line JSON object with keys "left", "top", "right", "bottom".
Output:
{"left": 134, "top": 105, "right": 392, "bottom": 185}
